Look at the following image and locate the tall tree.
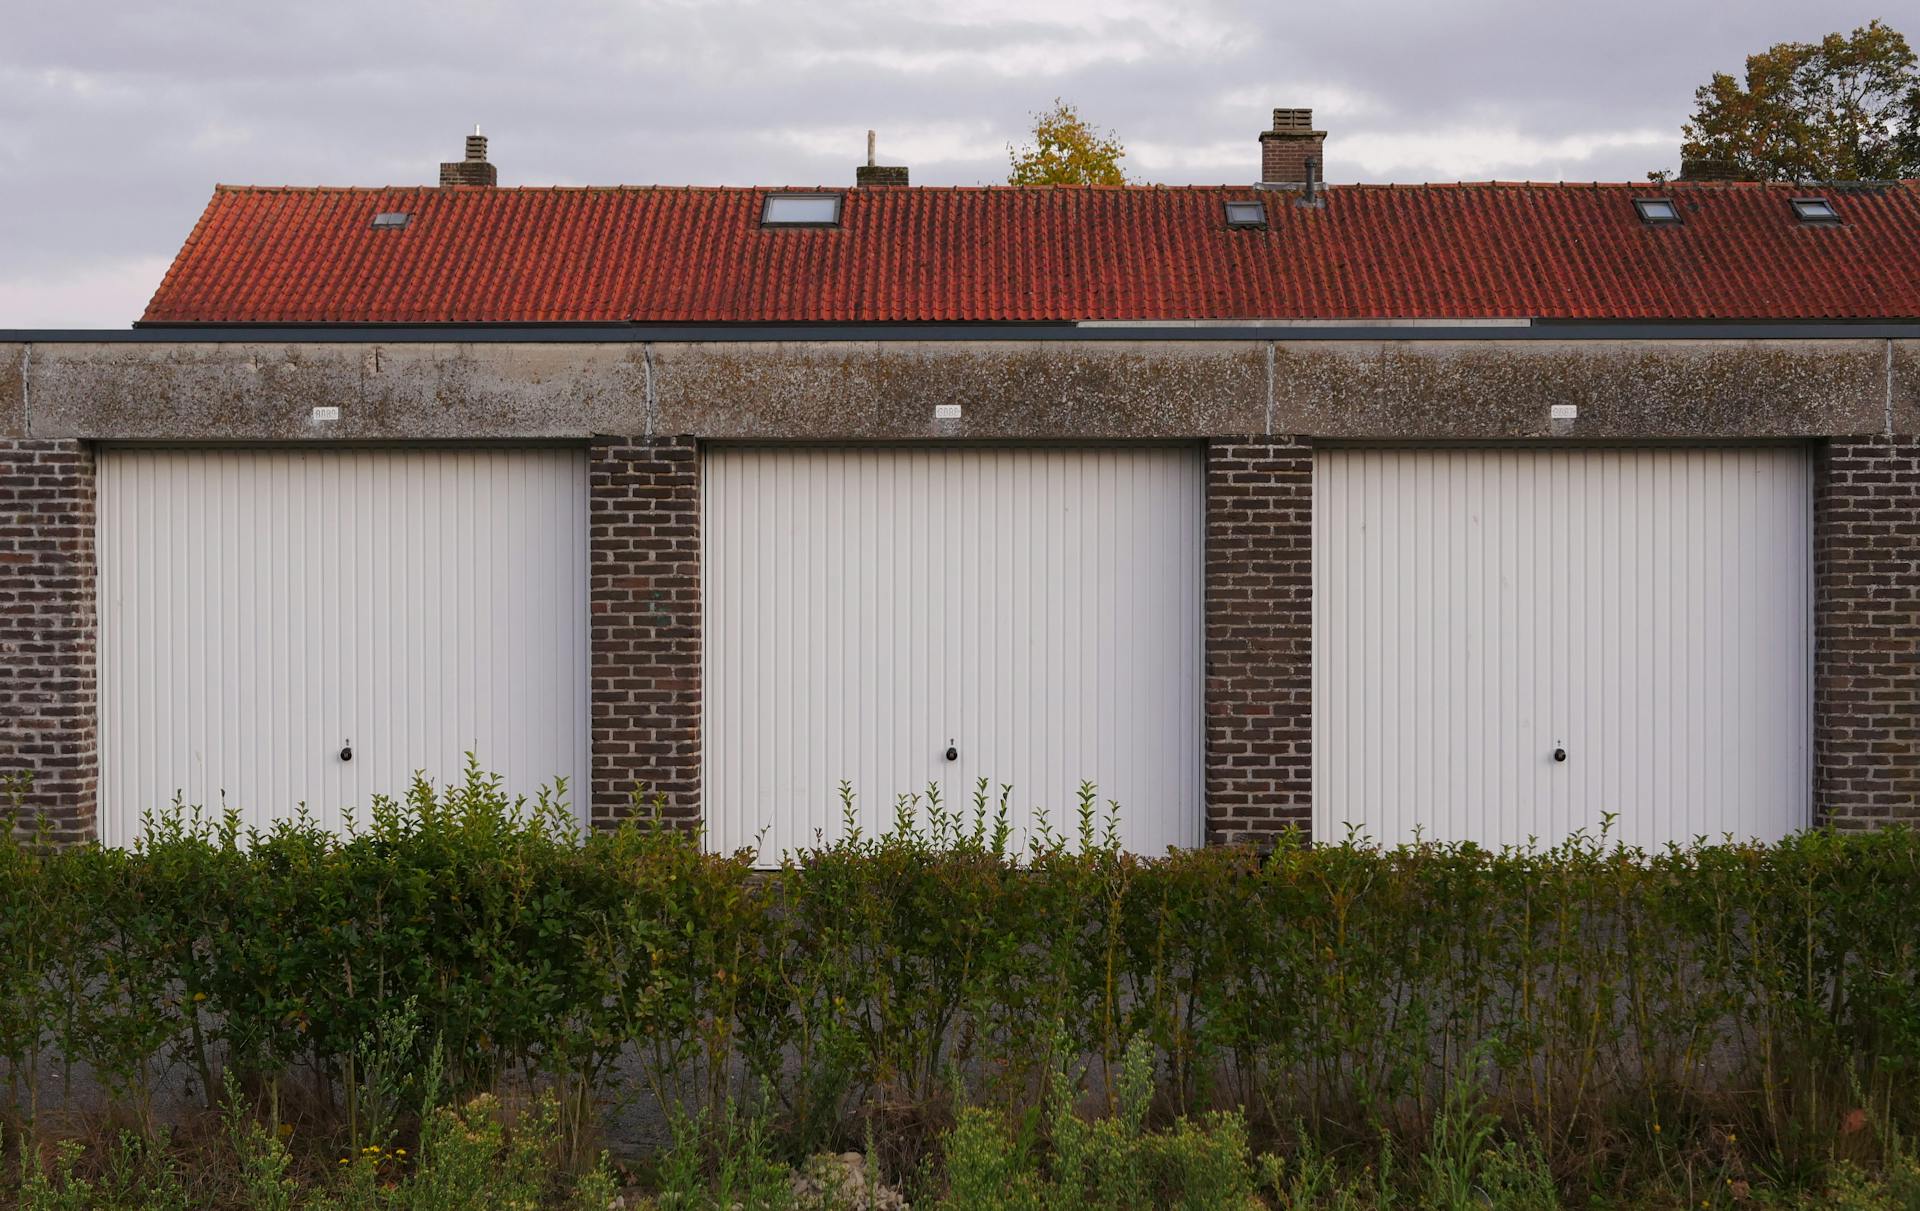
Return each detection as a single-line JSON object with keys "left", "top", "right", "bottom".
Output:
{"left": 1681, "top": 19, "right": 1920, "bottom": 180}
{"left": 1007, "top": 100, "right": 1129, "bottom": 186}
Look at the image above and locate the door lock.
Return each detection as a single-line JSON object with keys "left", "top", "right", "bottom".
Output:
{"left": 1552, "top": 745, "right": 1567, "bottom": 763}
{"left": 340, "top": 739, "right": 354, "bottom": 763}
{"left": 945, "top": 739, "right": 958, "bottom": 762}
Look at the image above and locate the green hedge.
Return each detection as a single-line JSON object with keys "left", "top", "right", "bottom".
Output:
{"left": 4, "top": 766, "right": 1918, "bottom": 1177}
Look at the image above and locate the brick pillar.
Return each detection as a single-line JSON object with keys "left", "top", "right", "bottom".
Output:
{"left": 1205, "top": 437, "right": 1313, "bottom": 844}
{"left": 1815, "top": 436, "right": 1920, "bottom": 829}
{"left": 589, "top": 437, "right": 702, "bottom": 829}
{"left": 0, "top": 440, "right": 98, "bottom": 842}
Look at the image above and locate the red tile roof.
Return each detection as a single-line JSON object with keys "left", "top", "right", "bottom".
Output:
{"left": 142, "top": 180, "right": 1920, "bottom": 324}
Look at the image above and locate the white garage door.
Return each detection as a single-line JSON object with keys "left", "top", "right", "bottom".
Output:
{"left": 1313, "top": 446, "right": 1811, "bottom": 850}
{"left": 704, "top": 446, "right": 1204, "bottom": 860}
{"left": 98, "top": 447, "right": 590, "bottom": 844}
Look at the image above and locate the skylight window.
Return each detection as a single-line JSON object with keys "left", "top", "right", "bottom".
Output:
{"left": 761, "top": 194, "right": 842, "bottom": 227}
{"left": 1224, "top": 200, "right": 1267, "bottom": 228}
{"left": 1633, "top": 198, "right": 1681, "bottom": 224}
{"left": 371, "top": 212, "right": 411, "bottom": 229}
{"left": 1790, "top": 197, "right": 1840, "bottom": 224}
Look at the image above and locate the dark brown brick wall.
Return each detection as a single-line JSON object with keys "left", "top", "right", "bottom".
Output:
{"left": 10, "top": 427, "right": 1907, "bottom": 847}
{"left": 1815, "top": 436, "right": 1920, "bottom": 829}
{"left": 0, "top": 440, "right": 97, "bottom": 842}
{"left": 590, "top": 437, "right": 702, "bottom": 829}
{"left": 1205, "top": 437, "right": 1313, "bottom": 843}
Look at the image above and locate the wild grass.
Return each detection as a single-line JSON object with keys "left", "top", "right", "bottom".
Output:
{"left": 3, "top": 765, "right": 1919, "bottom": 1206}
{"left": 9, "top": 1068, "right": 1919, "bottom": 1208}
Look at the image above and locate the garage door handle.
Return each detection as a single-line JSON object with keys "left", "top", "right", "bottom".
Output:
{"left": 1553, "top": 746, "right": 1567, "bottom": 763}
{"left": 340, "top": 740, "right": 354, "bottom": 763}
{"left": 946, "top": 740, "right": 958, "bottom": 762}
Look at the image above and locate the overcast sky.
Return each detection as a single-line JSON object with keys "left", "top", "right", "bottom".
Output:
{"left": 0, "top": 1, "right": 1897, "bottom": 327}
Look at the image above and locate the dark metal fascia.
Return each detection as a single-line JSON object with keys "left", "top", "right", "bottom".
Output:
{"left": 6, "top": 321, "right": 1919, "bottom": 343}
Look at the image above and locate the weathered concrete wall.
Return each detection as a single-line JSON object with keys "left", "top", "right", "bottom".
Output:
{"left": 649, "top": 340, "right": 1268, "bottom": 437}
{"left": 17, "top": 342, "right": 651, "bottom": 440}
{"left": 4, "top": 336, "right": 1910, "bottom": 442}
{"left": 0, "top": 346, "right": 23, "bottom": 438}
{"left": 1893, "top": 340, "right": 1920, "bottom": 435}
{"left": 1273, "top": 339, "right": 1892, "bottom": 439}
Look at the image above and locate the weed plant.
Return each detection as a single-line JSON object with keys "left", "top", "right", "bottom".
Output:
{"left": 3, "top": 764, "right": 1919, "bottom": 1205}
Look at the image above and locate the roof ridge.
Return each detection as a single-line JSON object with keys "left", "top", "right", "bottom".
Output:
{"left": 206, "top": 179, "right": 1920, "bottom": 196}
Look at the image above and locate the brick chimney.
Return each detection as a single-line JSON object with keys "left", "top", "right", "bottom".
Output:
{"left": 1259, "top": 108, "right": 1326, "bottom": 186}
{"left": 440, "top": 128, "right": 497, "bottom": 187}
{"left": 855, "top": 129, "right": 909, "bottom": 187}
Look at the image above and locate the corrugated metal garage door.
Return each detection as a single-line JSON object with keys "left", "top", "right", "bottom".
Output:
{"left": 704, "top": 446, "right": 1204, "bottom": 860}
{"left": 98, "top": 447, "right": 590, "bottom": 844}
{"left": 1313, "top": 446, "right": 1812, "bottom": 850}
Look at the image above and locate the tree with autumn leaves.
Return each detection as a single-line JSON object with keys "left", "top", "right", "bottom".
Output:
{"left": 1002, "top": 27, "right": 1920, "bottom": 188}
{"left": 1681, "top": 19, "right": 1920, "bottom": 181}
{"left": 1007, "top": 99, "right": 1129, "bottom": 186}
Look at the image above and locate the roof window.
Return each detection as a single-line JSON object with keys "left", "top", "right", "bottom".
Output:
{"left": 1633, "top": 198, "right": 1681, "bottom": 224}
{"left": 371, "top": 212, "right": 411, "bottom": 230}
{"left": 1790, "top": 197, "right": 1840, "bottom": 224}
{"left": 1224, "top": 200, "right": 1267, "bottom": 228}
{"left": 761, "top": 193, "right": 842, "bottom": 227}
